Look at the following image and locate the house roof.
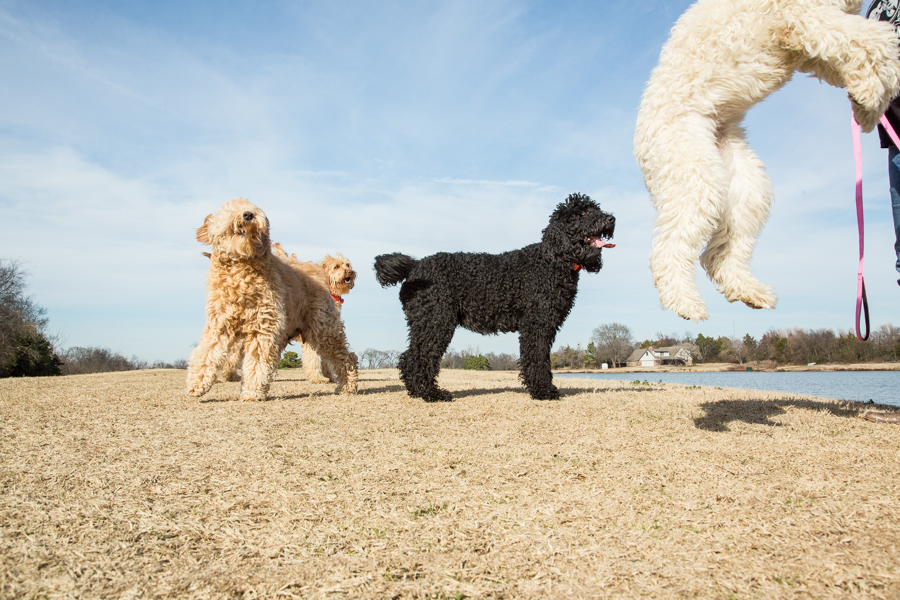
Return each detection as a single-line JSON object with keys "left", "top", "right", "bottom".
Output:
{"left": 657, "top": 346, "right": 691, "bottom": 356}
{"left": 623, "top": 346, "right": 692, "bottom": 363}
{"left": 655, "top": 346, "right": 679, "bottom": 353}
{"left": 624, "top": 348, "right": 651, "bottom": 363}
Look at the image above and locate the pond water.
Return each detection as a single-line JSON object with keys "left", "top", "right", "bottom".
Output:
{"left": 554, "top": 370, "right": 900, "bottom": 407}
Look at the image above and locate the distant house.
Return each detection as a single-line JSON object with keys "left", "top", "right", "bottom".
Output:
{"left": 625, "top": 345, "right": 693, "bottom": 367}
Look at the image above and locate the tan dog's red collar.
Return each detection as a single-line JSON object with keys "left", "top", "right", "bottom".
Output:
{"left": 331, "top": 294, "right": 345, "bottom": 304}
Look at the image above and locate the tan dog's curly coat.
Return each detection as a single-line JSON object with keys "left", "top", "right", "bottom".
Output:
{"left": 271, "top": 245, "right": 357, "bottom": 384}
{"left": 186, "top": 198, "right": 358, "bottom": 401}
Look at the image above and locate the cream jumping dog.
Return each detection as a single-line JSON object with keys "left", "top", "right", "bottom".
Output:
{"left": 635, "top": 0, "right": 900, "bottom": 321}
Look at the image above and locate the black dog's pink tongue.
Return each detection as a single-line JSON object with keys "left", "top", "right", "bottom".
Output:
{"left": 589, "top": 237, "right": 615, "bottom": 249}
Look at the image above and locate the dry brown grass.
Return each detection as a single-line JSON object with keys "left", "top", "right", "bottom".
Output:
{"left": 2, "top": 368, "right": 899, "bottom": 599}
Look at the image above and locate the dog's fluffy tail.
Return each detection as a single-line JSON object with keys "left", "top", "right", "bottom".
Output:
{"left": 374, "top": 253, "right": 417, "bottom": 287}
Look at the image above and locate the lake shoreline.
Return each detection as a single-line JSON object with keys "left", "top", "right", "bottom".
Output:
{"left": 554, "top": 361, "right": 900, "bottom": 374}
{"left": 554, "top": 369, "right": 900, "bottom": 407}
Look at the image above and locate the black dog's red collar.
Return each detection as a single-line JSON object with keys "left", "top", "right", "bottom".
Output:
{"left": 573, "top": 264, "right": 581, "bottom": 272}
{"left": 331, "top": 294, "right": 345, "bottom": 304}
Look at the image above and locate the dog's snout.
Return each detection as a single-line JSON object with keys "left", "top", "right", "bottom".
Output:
{"left": 243, "top": 211, "right": 255, "bottom": 222}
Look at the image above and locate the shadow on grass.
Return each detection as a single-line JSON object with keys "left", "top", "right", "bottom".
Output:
{"left": 694, "top": 397, "right": 864, "bottom": 432}
{"left": 452, "top": 386, "right": 529, "bottom": 399}
{"left": 358, "top": 384, "right": 409, "bottom": 395}
{"left": 356, "top": 385, "right": 591, "bottom": 400}
{"left": 556, "top": 386, "right": 650, "bottom": 397}
{"left": 353, "top": 386, "right": 528, "bottom": 399}
{"left": 406, "top": 386, "right": 615, "bottom": 400}
{"left": 360, "top": 385, "right": 649, "bottom": 400}
{"left": 577, "top": 385, "right": 665, "bottom": 394}
{"left": 201, "top": 392, "right": 359, "bottom": 403}
{"left": 198, "top": 396, "right": 232, "bottom": 403}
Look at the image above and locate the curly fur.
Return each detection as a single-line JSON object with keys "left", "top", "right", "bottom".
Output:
{"left": 186, "top": 198, "right": 358, "bottom": 401}
{"left": 374, "top": 193, "right": 615, "bottom": 402}
{"left": 634, "top": 0, "right": 900, "bottom": 321}
{"left": 271, "top": 245, "right": 357, "bottom": 385}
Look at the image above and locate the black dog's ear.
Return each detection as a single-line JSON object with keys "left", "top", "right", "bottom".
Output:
{"left": 541, "top": 220, "right": 575, "bottom": 258}
{"left": 550, "top": 198, "right": 575, "bottom": 223}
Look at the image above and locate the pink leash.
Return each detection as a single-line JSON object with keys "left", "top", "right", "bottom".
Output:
{"left": 851, "top": 112, "right": 900, "bottom": 341}
{"left": 851, "top": 114, "right": 869, "bottom": 342}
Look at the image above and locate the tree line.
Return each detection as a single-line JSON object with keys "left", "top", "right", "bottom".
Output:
{"left": 1, "top": 259, "right": 186, "bottom": 378}
{"left": 5, "top": 256, "right": 898, "bottom": 378}
{"left": 558, "top": 323, "right": 899, "bottom": 367}
{"left": 1, "top": 259, "right": 61, "bottom": 377}
{"left": 360, "top": 322, "right": 899, "bottom": 372}
{"left": 353, "top": 348, "right": 520, "bottom": 371}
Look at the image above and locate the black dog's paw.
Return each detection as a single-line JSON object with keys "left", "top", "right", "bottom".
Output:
{"left": 530, "top": 385, "right": 560, "bottom": 401}
{"left": 422, "top": 388, "right": 454, "bottom": 402}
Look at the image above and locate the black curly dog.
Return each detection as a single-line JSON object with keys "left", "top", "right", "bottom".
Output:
{"left": 374, "top": 193, "right": 615, "bottom": 401}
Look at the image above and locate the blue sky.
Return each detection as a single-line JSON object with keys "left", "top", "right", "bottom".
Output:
{"left": 2, "top": 0, "right": 898, "bottom": 363}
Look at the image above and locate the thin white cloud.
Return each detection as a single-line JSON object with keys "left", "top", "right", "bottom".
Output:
{"left": 0, "top": 0, "right": 896, "bottom": 363}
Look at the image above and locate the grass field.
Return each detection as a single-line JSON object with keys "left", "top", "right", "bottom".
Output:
{"left": 2, "top": 368, "right": 899, "bottom": 599}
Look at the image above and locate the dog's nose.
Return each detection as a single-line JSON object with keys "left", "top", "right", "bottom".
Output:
{"left": 243, "top": 211, "right": 254, "bottom": 222}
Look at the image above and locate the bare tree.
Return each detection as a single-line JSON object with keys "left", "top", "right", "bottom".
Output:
{"left": 59, "top": 347, "right": 139, "bottom": 375}
{"left": 441, "top": 348, "right": 466, "bottom": 369}
{"left": 1, "top": 260, "right": 36, "bottom": 364}
{"left": 720, "top": 336, "right": 750, "bottom": 365}
{"left": 149, "top": 359, "right": 187, "bottom": 369}
{"left": 807, "top": 328, "right": 836, "bottom": 364}
{"left": 551, "top": 345, "right": 585, "bottom": 369}
{"left": 485, "top": 352, "right": 519, "bottom": 370}
{"left": 360, "top": 348, "right": 377, "bottom": 370}
{"left": 674, "top": 341, "right": 700, "bottom": 364}
{"left": 872, "top": 324, "right": 900, "bottom": 362}
{"left": 360, "top": 348, "right": 402, "bottom": 369}
{"left": 440, "top": 348, "right": 519, "bottom": 370}
{"left": 383, "top": 350, "right": 401, "bottom": 368}
{"left": 591, "top": 323, "right": 635, "bottom": 367}
{"left": 653, "top": 331, "right": 681, "bottom": 347}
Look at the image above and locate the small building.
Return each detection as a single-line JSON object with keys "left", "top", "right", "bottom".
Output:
{"left": 625, "top": 346, "right": 692, "bottom": 367}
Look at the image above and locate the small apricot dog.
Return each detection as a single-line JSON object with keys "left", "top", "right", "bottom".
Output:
{"left": 186, "top": 198, "right": 358, "bottom": 401}
{"left": 634, "top": 0, "right": 900, "bottom": 321}
{"left": 272, "top": 244, "right": 357, "bottom": 383}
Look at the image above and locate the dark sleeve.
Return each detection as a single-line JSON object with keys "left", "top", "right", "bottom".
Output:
{"left": 869, "top": 0, "right": 900, "bottom": 147}
{"left": 878, "top": 98, "right": 900, "bottom": 148}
